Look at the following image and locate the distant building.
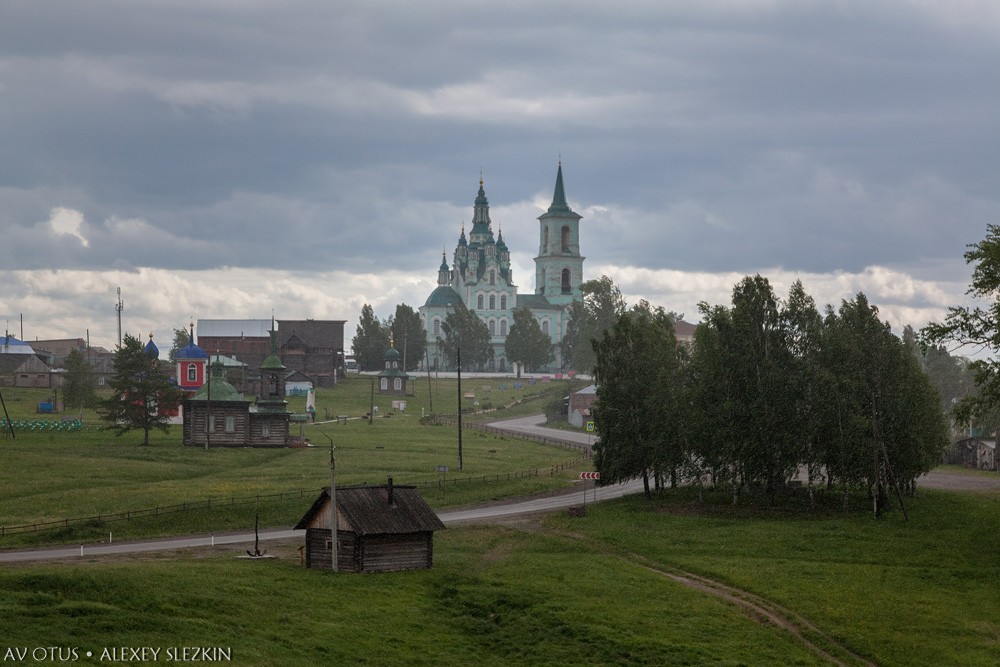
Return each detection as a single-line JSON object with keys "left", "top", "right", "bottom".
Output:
{"left": 419, "top": 165, "right": 584, "bottom": 372}
{"left": 377, "top": 342, "right": 408, "bottom": 395}
{"left": 295, "top": 479, "right": 446, "bottom": 572}
{"left": 196, "top": 318, "right": 345, "bottom": 388}
{"left": 0, "top": 335, "right": 52, "bottom": 388}
{"left": 568, "top": 384, "right": 596, "bottom": 428}
{"left": 181, "top": 332, "right": 291, "bottom": 448}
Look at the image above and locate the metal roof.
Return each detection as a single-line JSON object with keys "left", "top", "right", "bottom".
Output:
{"left": 197, "top": 319, "right": 273, "bottom": 338}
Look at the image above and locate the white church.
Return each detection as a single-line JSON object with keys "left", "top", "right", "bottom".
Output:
{"left": 419, "top": 164, "right": 584, "bottom": 372}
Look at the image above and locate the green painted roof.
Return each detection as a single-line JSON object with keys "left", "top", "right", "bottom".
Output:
{"left": 189, "top": 361, "right": 247, "bottom": 402}
{"left": 516, "top": 294, "right": 560, "bottom": 310}
{"left": 424, "top": 285, "right": 464, "bottom": 308}
{"left": 539, "top": 163, "right": 581, "bottom": 220}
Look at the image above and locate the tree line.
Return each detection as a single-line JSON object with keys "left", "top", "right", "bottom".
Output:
{"left": 592, "top": 275, "right": 950, "bottom": 516}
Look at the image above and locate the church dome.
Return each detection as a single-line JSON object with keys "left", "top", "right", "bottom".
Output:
{"left": 144, "top": 334, "right": 159, "bottom": 358}
{"left": 176, "top": 340, "right": 209, "bottom": 360}
{"left": 384, "top": 346, "right": 400, "bottom": 362}
{"left": 424, "top": 285, "right": 464, "bottom": 308}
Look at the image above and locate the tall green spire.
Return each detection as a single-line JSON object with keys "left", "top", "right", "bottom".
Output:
{"left": 546, "top": 162, "right": 571, "bottom": 214}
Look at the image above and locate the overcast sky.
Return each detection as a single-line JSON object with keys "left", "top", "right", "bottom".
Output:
{"left": 1, "top": 1, "right": 998, "bottom": 354}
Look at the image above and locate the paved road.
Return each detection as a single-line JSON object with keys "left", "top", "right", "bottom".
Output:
{"left": 2, "top": 415, "right": 995, "bottom": 563}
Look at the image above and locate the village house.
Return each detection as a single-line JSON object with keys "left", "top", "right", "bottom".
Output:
{"left": 295, "top": 479, "right": 445, "bottom": 573}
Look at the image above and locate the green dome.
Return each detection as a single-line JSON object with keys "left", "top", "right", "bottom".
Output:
{"left": 424, "top": 285, "right": 463, "bottom": 308}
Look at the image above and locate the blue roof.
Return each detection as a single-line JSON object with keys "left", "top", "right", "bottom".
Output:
{"left": 144, "top": 336, "right": 159, "bottom": 358}
{"left": 176, "top": 341, "right": 209, "bottom": 360}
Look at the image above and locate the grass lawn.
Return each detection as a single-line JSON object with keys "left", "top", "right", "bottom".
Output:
{"left": 2, "top": 488, "right": 996, "bottom": 666}
{"left": 0, "top": 377, "right": 579, "bottom": 546}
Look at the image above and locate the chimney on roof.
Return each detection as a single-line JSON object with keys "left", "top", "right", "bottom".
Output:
{"left": 387, "top": 476, "right": 394, "bottom": 506}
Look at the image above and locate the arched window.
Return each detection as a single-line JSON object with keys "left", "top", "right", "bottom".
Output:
{"left": 477, "top": 294, "right": 484, "bottom": 309}
{"left": 498, "top": 358, "right": 505, "bottom": 372}
{"left": 500, "top": 295, "right": 507, "bottom": 310}
{"left": 187, "top": 363, "right": 197, "bottom": 383}
{"left": 489, "top": 320, "right": 496, "bottom": 336}
{"left": 490, "top": 270, "right": 495, "bottom": 285}
{"left": 543, "top": 227, "right": 549, "bottom": 253}
{"left": 489, "top": 295, "right": 496, "bottom": 310}
{"left": 433, "top": 319, "right": 440, "bottom": 335}
{"left": 561, "top": 225, "right": 571, "bottom": 252}
{"left": 500, "top": 320, "right": 507, "bottom": 337}
{"left": 561, "top": 268, "right": 572, "bottom": 294}
{"left": 542, "top": 320, "right": 550, "bottom": 336}
{"left": 394, "top": 378, "right": 402, "bottom": 391}
{"left": 539, "top": 269, "right": 546, "bottom": 294}
{"left": 380, "top": 377, "right": 388, "bottom": 390}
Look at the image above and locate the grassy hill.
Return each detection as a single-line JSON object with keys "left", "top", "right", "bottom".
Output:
{"left": 2, "top": 488, "right": 998, "bottom": 665}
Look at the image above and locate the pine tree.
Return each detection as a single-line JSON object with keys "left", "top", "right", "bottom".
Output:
{"left": 98, "top": 334, "right": 184, "bottom": 445}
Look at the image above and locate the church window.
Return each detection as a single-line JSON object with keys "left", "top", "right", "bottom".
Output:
{"left": 187, "top": 363, "right": 197, "bottom": 383}
{"left": 539, "top": 269, "right": 546, "bottom": 295}
{"left": 561, "top": 225, "right": 571, "bottom": 252}
{"left": 498, "top": 358, "right": 506, "bottom": 372}
{"left": 380, "top": 377, "right": 388, "bottom": 391}
{"left": 500, "top": 295, "right": 507, "bottom": 310}
{"left": 433, "top": 319, "right": 440, "bottom": 335}
{"left": 543, "top": 227, "right": 549, "bottom": 253}
{"left": 225, "top": 416, "right": 235, "bottom": 433}
{"left": 477, "top": 295, "right": 484, "bottom": 309}
{"left": 561, "top": 268, "right": 572, "bottom": 294}
{"left": 542, "top": 320, "right": 549, "bottom": 336}
{"left": 394, "top": 378, "right": 402, "bottom": 391}
{"left": 490, "top": 270, "right": 495, "bottom": 285}
{"left": 489, "top": 295, "right": 496, "bottom": 310}
{"left": 500, "top": 320, "right": 507, "bottom": 337}
{"left": 489, "top": 320, "right": 496, "bottom": 336}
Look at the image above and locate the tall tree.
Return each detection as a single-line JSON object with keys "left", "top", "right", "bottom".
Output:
{"left": 388, "top": 304, "right": 426, "bottom": 372}
{"left": 440, "top": 305, "right": 492, "bottom": 371}
{"left": 62, "top": 348, "right": 98, "bottom": 412}
{"left": 505, "top": 308, "right": 554, "bottom": 373}
{"left": 924, "top": 224, "right": 1000, "bottom": 423}
{"left": 592, "top": 306, "right": 683, "bottom": 496}
{"left": 168, "top": 327, "right": 190, "bottom": 362}
{"left": 352, "top": 304, "right": 390, "bottom": 371}
{"left": 98, "top": 334, "right": 185, "bottom": 445}
{"left": 561, "top": 275, "right": 627, "bottom": 373}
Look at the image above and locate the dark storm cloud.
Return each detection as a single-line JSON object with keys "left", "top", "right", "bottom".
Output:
{"left": 0, "top": 0, "right": 998, "bottom": 283}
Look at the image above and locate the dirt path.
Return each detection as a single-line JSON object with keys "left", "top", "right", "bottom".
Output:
{"left": 546, "top": 524, "right": 876, "bottom": 667}
{"left": 919, "top": 467, "right": 1000, "bottom": 491}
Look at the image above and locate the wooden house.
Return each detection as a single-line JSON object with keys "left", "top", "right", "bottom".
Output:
{"left": 947, "top": 437, "right": 997, "bottom": 471}
{"left": 295, "top": 479, "right": 445, "bottom": 572}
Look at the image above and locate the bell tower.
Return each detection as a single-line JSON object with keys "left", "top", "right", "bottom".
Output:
{"left": 534, "top": 163, "right": 584, "bottom": 306}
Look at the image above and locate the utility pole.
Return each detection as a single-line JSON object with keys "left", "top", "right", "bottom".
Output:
{"left": 457, "top": 347, "right": 463, "bottom": 471}
{"left": 329, "top": 439, "right": 337, "bottom": 572}
{"left": 115, "top": 287, "right": 124, "bottom": 349}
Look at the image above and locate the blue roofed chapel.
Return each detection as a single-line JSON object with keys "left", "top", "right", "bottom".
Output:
{"left": 419, "top": 164, "right": 584, "bottom": 372}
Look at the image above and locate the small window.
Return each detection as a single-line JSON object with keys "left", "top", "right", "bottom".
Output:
{"left": 542, "top": 320, "right": 549, "bottom": 336}
{"left": 187, "top": 363, "right": 197, "bottom": 382}
{"left": 433, "top": 319, "right": 440, "bottom": 335}
{"left": 262, "top": 421, "right": 270, "bottom": 437}
{"left": 208, "top": 415, "right": 216, "bottom": 433}
{"left": 561, "top": 225, "right": 571, "bottom": 252}
{"left": 489, "top": 320, "right": 496, "bottom": 336}
{"left": 477, "top": 295, "right": 484, "bottom": 309}
{"left": 394, "top": 378, "right": 402, "bottom": 391}
{"left": 98, "top": 377, "right": 106, "bottom": 386}
{"left": 561, "top": 268, "right": 572, "bottom": 294}
{"left": 380, "top": 377, "right": 388, "bottom": 390}
{"left": 500, "top": 295, "right": 507, "bottom": 310}
{"left": 225, "top": 416, "right": 235, "bottom": 433}
{"left": 500, "top": 320, "right": 507, "bottom": 337}
{"left": 490, "top": 270, "right": 495, "bottom": 285}
{"left": 489, "top": 295, "right": 496, "bottom": 310}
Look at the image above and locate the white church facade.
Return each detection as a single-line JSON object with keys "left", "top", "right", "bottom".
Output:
{"left": 419, "top": 164, "right": 584, "bottom": 372}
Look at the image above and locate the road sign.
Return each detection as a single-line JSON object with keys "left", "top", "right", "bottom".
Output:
{"left": 436, "top": 465, "right": 449, "bottom": 473}
{"left": 586, "top": 421, "right": 595, "bottom": 432}
{"left": 580, "top": 472, "right": 600, "bottom": 480}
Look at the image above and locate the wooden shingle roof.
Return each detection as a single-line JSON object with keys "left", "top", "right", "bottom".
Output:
{"left": 295, "top": 482, "right": 445, "bottom": 535}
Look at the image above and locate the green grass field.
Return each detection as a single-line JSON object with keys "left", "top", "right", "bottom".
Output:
{"left": 1, "top": 489, "right": 997, "bottom": 665}
{"left": 0, "top": 377, "right": 580, "bottom": 545}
